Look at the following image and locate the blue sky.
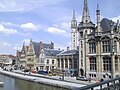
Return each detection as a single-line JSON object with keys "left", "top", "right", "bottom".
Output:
{"left": 0, "top": 0, "right": 120, "bottom": 55}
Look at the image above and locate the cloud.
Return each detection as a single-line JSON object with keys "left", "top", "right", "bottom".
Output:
{"left": 21, "top": 23, "right": 40, "bottom": 31}
{"left": 0, "top": 0, "right": 65, "bottom": 12}
{"left": 53, "top": 22, "right": 70, "bottom": 31}
{"left": 0, "top": 25, "right": 18, "bottom": 36}
{"left": 46, "top": 27, "right": 66, "bottom": 34}
{"left": 1, "top": 22, "right": 19, "bottom": 27}
{"left": 111, "top": 15, "right": 120, "bottom": 22}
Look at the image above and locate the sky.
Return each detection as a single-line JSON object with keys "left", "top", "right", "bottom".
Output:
{"left": 0, "top": 0, "right": 120, "bottom": 55}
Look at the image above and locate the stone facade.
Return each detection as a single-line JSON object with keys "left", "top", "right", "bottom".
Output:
{"left": 77, "top": 0, "right": 120, "bottom": 80}
{"left": 38, "top": 49, "right": 62, "bottom": 71}
{"left": 57, "top": 50, "right": 79, "bottom": 76}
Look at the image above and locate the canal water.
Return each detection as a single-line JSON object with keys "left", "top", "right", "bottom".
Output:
{"left": 0, "top": 74, "right": 68, "bottom": 90}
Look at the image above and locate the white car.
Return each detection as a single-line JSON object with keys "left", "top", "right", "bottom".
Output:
{"left": 76, "top": 76, "right": 88, "bottom": 81}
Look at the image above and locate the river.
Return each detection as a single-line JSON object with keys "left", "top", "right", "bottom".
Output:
{"left": 0, "top": 74, "right": 69, "bottom": 90}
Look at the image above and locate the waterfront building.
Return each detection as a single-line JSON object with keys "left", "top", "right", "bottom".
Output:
{"left": 17, "top": 43, "right": 29, "bottom": 68}
{"left": 17, "top": 39, "right": 55, "bottom": 69}
{"left": 38, "top": 49, "right": 62, "bottom": 71}
{"left": 57, "top": 49, "right": 79, "bottom": 76}
{"left": 78, "top": 0, "right": 120, "bottom": 80}
{"left": 0, "top": 54, "right": 16, "bottom": 67}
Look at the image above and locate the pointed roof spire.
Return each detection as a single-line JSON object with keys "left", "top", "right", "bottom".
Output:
{"left": 97, "top": 4, "right": 99, "bottom": 10}
{"left": 82, "top": 0, "right": 91, "bottom": 23}
{"left": 72, "top": 9, "right": 76, "bottom": 20}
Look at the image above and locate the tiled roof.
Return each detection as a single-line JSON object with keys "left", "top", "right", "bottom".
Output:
{"left": 44, "top": 49, "right": 62, "bottom": 56}
{"left": 33, "top": 42, "right": 40, "bottom": 56}
{"left": 57, "top": 50, "right": 79, "bottom": 56}
{"left": 100, "top": 18, "right": 116, "bottom": 31}
{"left": 42, "top": 43, "right": 53, "bottom": 49}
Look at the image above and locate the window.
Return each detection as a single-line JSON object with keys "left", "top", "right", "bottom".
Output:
{"left": 103, "top": 57, "right": 111, "bottom": 72}
{"left": 102, "top": 40, "right": 110, "bottom": 53}
{"left": 52, "top": 60, "right": 54, "bottom": 64}
{"left": 61, "top": 59, "right": 64, "bottom": 68}
{"left": 81, "top": 59, "right": 83, "bottom": 67}
{"left": 90, "top": 57, "right": 96, "bottom": 71}
{"left": 89, "top": 42, "right": 96, "bottom": 53}
{"left": 81, "top": 51, "right": 83, "bottom": 57}
{"left": 57, "top": 59, "right": 60, "bottom": 68}
{"left": 52, "top": 66, "right": 54, "bottom": 69}
{"left": 65, "top": 59, "right": 68, "bottom": 68}
{"left": 114, "top": 40, "right": 117, "bottom": 53}
{"left": 46, "top": 66, "right": 49, "bottom": 71}
{"left": 115, "top": 59, "right": 118, "bottom": 72}
{"left": 81, "top": 41, "right": 83, "bottom": 48}
{"left": 80, "top": 32, "right": 83, "bottom": 38}
{"left": 47, "top": 59, "right": 49, "bottom": 64}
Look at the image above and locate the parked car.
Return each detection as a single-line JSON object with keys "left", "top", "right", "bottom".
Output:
{"left": 37, "top": 70, "right": 48, "bottom": 75}
{"left": 31, "top": 70, "right": 37, "bottom": 73}
{"left": 23, "top": 69, "right": 29, "bottom": 72}
{"left": 76, "top": 76, "right": 88, "bottom": 81}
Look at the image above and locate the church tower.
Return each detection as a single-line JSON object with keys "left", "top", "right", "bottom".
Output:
{"left": 78, "top": 0, "right": 95, "bottom": 76}
{"left": 71, "top": 10, "right": 77, "bottom": 50}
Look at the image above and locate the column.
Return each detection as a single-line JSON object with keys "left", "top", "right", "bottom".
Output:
{"left": 68, "top": 58, "right": 69, "bottom": 69}
{"left": 63, "top": 59, "right": 65, "bottom": 70}
{"left": 112, "top": 55, "right": 115, "bottom": 78}
{"left": 60, "top": 59, "right": 61, "bottom": 69}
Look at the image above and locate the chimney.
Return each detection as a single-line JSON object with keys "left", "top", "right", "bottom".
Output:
{"left": 67, "top": 47, "right": 69, "bottom": 51}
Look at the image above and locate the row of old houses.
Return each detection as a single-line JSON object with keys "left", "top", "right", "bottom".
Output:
{"left": 16, "top": 39, "right": 79, "bottom": 76}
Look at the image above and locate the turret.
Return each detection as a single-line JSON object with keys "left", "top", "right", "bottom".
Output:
{"left": 71, "top": 10, "right": 77, "bottom": 50}
{"left": 71, "top": 10, "right": 77, "bottom": 29}
{"left": 96, "top": 4, "right": 101, "bottom": 32}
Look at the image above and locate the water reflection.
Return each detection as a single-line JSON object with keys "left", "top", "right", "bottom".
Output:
{"left": 0, "top": 74, "right": 68, "bottom": 90}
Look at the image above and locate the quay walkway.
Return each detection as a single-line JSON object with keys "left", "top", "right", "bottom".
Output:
{"left": 0, "top": 69, "right": 92, "bottom": 90}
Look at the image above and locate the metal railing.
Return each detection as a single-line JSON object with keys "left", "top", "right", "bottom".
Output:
{"left": 73, "top": 77, "right": 120, "bottom": 90}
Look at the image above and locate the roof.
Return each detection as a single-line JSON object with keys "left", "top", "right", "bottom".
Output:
{"left": 42, "top": 43, "right": 53, "bottom": 49}
{"left": 57, "top": 50, "right": 79, "bottom": 56}
{"left": 100, "top": 18, "right": 116, "bottom": 31}
{"left": 33, "top": 42, "right": 40, "bottom": 56}
{"left": 44, "top": 49, "right": 62, "bottom": 56}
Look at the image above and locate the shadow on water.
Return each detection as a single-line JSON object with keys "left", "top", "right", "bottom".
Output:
{"left": 0, "top": 74, "right": 68, "bottom": 90}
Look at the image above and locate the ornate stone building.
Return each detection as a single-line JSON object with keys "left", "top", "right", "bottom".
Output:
{"left": 78, "top": 0, "right": 120, "bottom": 80}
